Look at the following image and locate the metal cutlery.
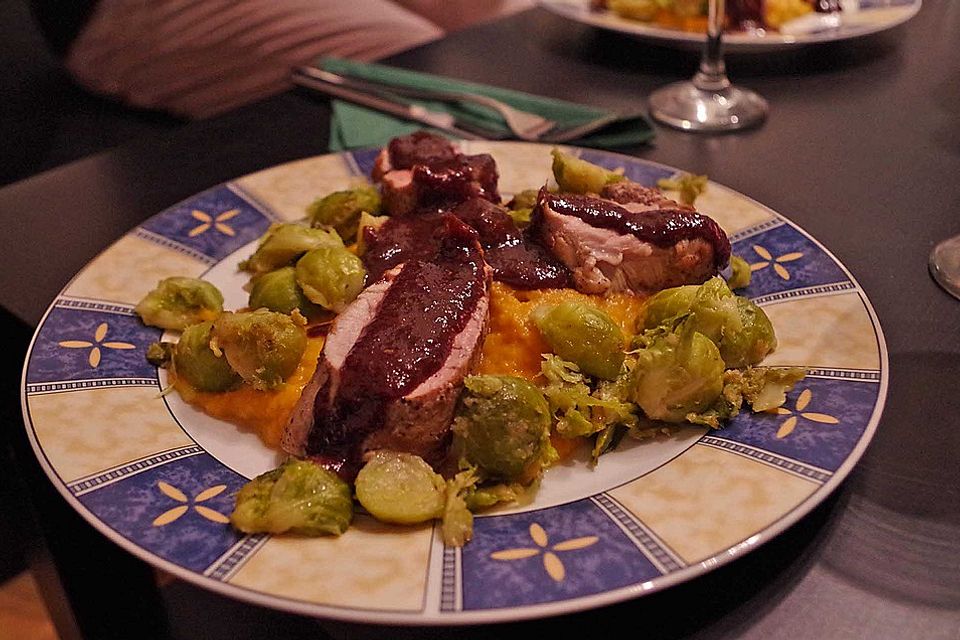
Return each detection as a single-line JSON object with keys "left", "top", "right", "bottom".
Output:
{"left": 292, "top": 66, "right": 629, "bottom": 143}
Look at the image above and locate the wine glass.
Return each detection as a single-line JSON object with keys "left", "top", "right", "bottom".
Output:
{"left": 648, "top": 0, "right": 768, "bottom": 132}
{"left": 929, "top": 234, "right": 960, "bottom": 300}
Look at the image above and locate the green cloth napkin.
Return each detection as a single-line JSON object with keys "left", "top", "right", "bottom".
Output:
{"left": 320, "top": 57, "right": 655, "bottom": 151}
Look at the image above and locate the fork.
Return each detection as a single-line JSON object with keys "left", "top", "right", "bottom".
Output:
{"left": 293, "top": 66, "right": 623, "bottom": 143}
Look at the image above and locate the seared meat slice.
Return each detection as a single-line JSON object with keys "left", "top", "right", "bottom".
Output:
{"left": 373, "top": 130, "right": 500, "bottom": 216}
{"left": 600, "top": 180, "right": 693, "bottom": 212}
{"left": 283, "top": 216, "right": 491, "bottom": 478}
{"left": 531, "top": 189, "right": 730, "bottom": 295}
{"left": 371, "top": 130, "right": 459, "bottom": 180}
{"left": 361, "top": 199, "right": 570, "bottom": 289}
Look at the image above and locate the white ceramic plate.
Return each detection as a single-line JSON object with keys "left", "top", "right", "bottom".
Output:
{"left": 539, "top": 0, "right": 921, "bottom": 51}
{"left": 21, "top": 142, "right": 887, "bottom": 624}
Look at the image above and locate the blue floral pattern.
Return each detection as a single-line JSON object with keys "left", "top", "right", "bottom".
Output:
{"left": 77, "top": 453, "right": 246, "bottom": 573}
{"left": 26, "top": 303, "right": 160, "bottom": 386}
{"left": 461, "top": 500, "right": 662, "bottom": 609}
{"left": 139, "top": 185, "right": 272, "bottom": 262}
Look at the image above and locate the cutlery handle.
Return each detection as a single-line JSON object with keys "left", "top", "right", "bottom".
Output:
{"left": 291, "top": 69, "right": 488, "bottom": 141}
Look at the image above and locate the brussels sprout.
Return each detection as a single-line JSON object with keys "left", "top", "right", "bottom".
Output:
{"left": 306, "top": 185, "right": 382, "bottom": 241}
{"left": 135, "top": 277, "right": 223, "bottom": 330}
{"left": 355, "top": 451, "right": 446, "bottom": 525}
{"left": 641, "top": 277, "right": 775, "bottom": 368}
{"left": 533, "top": 301, "right": 625, "bottom": 380}
{"left": 453, "top": 375, "right": 552, "bottom": 482}
{"left": 441, "top": 469, "right": 480, "bottom": 547}
{"left": 248, "top": 267, "right": 322, "bottom": 318}
{"left": 505, "top": 189, "right": 540, "bottom": 227}
{"left": 295, "top": 246, "right": 366, "bottom": 313}
{"left": 630, "top": 327, "right": 725, "bottom": 423}
{"left": 231, "top": 460, "right": 353, "bottom": 536}
{"left": 608, "top": 0, "right": 659, "bottom": 21}
{"left": 656, "top": 172, "right": 708, "bottom": 205}
{"left": 172, "top": 322, "right": 241, "bottom": 392}
{"left": 356, "top": 211, "right": 389, "bottom": 255}
{"left": 726, "top": 254, "right": 752, "bottom": 290}
{"left": 551, "top": 149, "right": 624, "bottom": 194}
{"left": 239, "top": 223, "right": 343, "bottom": 276}
{"left": 720, "top": 297, "right": 777, "bottom": 368}
{"left": 212, "top": 309, "right": 306, "bottom": 390}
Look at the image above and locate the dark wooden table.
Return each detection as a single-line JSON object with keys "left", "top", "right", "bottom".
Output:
{"left": 2, "top": 4, "right": 959, "bottom": 639}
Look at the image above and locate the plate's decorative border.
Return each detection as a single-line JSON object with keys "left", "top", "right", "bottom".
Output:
{"left": 21, "top": 144, "right": 887, "bottom": 625}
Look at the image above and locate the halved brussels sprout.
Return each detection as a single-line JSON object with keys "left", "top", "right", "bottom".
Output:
{"left": 453, "top": 375, "right": 552, "bottom": 482}
{"left": 135, "top": 277, "right": 223, "bottom": 330}
{"left": 720, "top": 297, "right": 777, "bottom": 368}
{"left": 306, "top": 185, "right": 382, "bottom": 241}
{"left": 355, "top": 451, "right": 446, "bottom": 525}
{"left": 641, "top": 277, "right": 775, "bottom": 368}
{"left": 172, "top": 321, "right": 241, "bottom": 392}
{"left": 212, "top": 309, "right": 306, "bottom": 390}
{"left": 551, "top": 149, "right": 624, "bottom": 194}
{"left": 533, "top": 301, "right": 626, "bottom": 380}
{"left": 239, "top": 223, "right": 343, "bottom": 276}
{"left": 630, "top": 327, "right": 725, "bottom": 423}
{"left": 247, "top": 267, "right": 322, "bottom": 318}
{"left": 230, "top": 460, "right": 353, "bottom": 536}
{"left": 295, "top": 246, "right": 366, "bottom": 313}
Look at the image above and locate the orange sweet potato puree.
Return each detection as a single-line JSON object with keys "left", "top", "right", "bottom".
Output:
{"left": 179, "top": 283, "right": 647, "bottom": 451}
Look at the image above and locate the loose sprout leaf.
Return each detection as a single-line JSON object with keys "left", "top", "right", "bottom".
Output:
{"left": 656, "top": 172, "right": 708, "bottom": 205}
{"left": 726, "top": 255, "right": 752, "bottom": 290}
{"left": 441, "top": 469, "right": 481, "bottom": 547}
{"left": 551, "top": 148, "right": 624, "bottom": 194}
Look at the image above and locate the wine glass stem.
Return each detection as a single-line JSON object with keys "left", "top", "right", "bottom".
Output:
{"left": 694, "top": 0, "right": 730, "bottom": 92}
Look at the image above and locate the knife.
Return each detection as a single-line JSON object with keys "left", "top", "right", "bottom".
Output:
{"left": 291, "top": 67, "right": 500, "bottom": 141}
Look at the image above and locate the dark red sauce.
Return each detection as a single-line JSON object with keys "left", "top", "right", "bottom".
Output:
{"left": 411, "top": 154, "right": 500, "bottom": 209}
{"left": 306, "top": 217, "right": 487, "bottom": 472}
{"left": 535, "top": 189, "right": 731, "bottom": 269}
{"left": 363, "top": 199, "right": 571, "bottom": 289}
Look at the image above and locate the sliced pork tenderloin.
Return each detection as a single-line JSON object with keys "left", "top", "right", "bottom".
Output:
{"left": 283, "top": 216, "right": 492, "bottom": 479}
{"left": 531, "top": 189, "right": 730, "bottom": 295}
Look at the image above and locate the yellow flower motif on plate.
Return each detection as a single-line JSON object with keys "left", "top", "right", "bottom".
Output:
{"left": 58, "top": 322, "right": 136, "bottom": 368}
{"left": 750, "top": 244, "right": 804, "bottom": 280}
{"left": 490, "top": 523, "right": 598, "bottom": 582}
{"left": 188, "top": 208, "right": 240, "bottom": 237}
{"left": 152, "top": 482, "right": 230, "bottom": 526}
{"left": 769, "top": 388, "right": 839, "bottom": 439}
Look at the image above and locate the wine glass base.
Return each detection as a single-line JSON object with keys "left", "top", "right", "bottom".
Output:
{"left": 929, "top": 234, "right": 960, "bottom": 301}
{"left": 649, "top": 81, "right": 768, "bottom": 132}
